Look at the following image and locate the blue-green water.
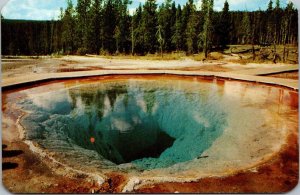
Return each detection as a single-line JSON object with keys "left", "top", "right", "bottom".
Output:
{"left": 20, "top": 79, "right": 227, "bottom": 170}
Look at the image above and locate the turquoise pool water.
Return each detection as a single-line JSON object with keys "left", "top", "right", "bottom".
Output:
{"left": 19, "top": 78, "right": 227, "bottom": 170}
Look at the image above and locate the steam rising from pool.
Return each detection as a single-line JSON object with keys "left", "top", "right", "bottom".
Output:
{"left": 20, "top": 79, "right": 227, "bottom": 170}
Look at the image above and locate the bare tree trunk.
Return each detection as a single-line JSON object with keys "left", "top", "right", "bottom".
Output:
{"left": 251, "top": 21, "right": 256, "bottom": 61}
{"left": 131, "top": 26, "right": 134, "bottom": 56}
{"left": 273, "top": 42, "right": 277, "bottom": 64}
{"left": 283, "top": 44, "right": 286, "bottom": 62}
{"left": 252, "top": 44, "right": 256, "bottom": 60}
{"left": 204, "top": 22, "right": 208, "bottom": 58}
{"left": 204, "top": 8, "right": 211, "bottom": 59}
{"left": 273, "top": 24, "right": 278, "bottom": 64}
{"left": 116, "top": 40, "right": 119, "bottom": 54}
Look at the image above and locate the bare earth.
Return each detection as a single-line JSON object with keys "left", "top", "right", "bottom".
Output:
{"left": 1, "top": 55, "right": 299, "bottom": 193}
{"left": 1, "top": 55, "right": 298, "bottom": 78}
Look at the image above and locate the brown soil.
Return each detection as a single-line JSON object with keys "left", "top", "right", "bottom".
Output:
{"left": 2, "top": 140, "right": 96, "bottom": 193}
{"left": 2, "top": 139, "right": 128, "bottom": 193}
{"left": 1, "top": 55, "right": 297, "bottom": 81}
{"left": 176, "top": 64, "right": 231, "bottom": 72}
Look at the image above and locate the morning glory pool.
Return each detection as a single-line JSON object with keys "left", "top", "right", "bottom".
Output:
{"left": 19, "top": 77, "right": 227, "bottom": 170}
{"left": 6, "top": 75, "right": 297, "bottom": 179}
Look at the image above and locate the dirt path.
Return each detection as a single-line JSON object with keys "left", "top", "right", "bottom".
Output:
{"left": 228, "top": 64, "right": 298, "bottom": 75}
{"left": 1, "top": 56, "right": 298, "bottom": 90}
{"left": 2, "top": 55, "right": 297, "bottom": 79}
{"left": 2, "top": 69, "right": 298, "bottom": 91}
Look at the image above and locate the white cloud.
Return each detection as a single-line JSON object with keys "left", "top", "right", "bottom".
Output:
{"left": 196, "top": 0, "right": 202, "bottom": 10}
{"left": 1, "top": 0, "right": 293, "bottom": 20}
{"left": 196, "top": 0, "right": 291, "bottom": 12}
{"left": 0, "top": 0, "right": 9, "bottom": 10}
{"left": 214, "top": 0, "right": 226, "bottom": 11}
{"left": 226, "top": 0, "right": 249, "bottom": 10}
{"left": 214, "top": 0, "right": 275, "bottom": 11}
{"left": 225, "top": 0, "right": 291, "bottom": 11}
{"left": 196, "top": 0, "right": 223, "bottom": 11}
{"left": 1, "top": 0, "right": 65, "bottom": 20}
{"left": 136, "top": 0, "right": 164, "bottom": 4}
{"left": 129, "top": 8, "right": 136, "bottom": 15}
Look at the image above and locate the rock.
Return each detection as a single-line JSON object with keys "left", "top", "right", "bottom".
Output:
{"left": 122, "top": 177, "right": 140, "bottom": 192}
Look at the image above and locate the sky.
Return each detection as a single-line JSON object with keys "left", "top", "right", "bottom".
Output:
{"left": 0, "top": 0, "right": 295, "bottom": 21}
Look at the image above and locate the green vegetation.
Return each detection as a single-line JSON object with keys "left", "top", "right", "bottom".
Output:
{"left": 1, "top": 0, "right": 298, "bottom": 60}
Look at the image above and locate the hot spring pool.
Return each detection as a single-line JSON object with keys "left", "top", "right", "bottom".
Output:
{"left": 19, "top": 77, "right": 227, "bottom": 170}
{"left": 4, "top": 75, "right": 298, "bottom": 183}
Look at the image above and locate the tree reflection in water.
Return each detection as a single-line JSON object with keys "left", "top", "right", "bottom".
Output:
{"left": 67, "top": 84, "right": 175, "bottom": 165}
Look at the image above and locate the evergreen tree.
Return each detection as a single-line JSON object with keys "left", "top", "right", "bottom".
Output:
{"left": 1, "top": 0, "right": 298, "bottom": 57}
{"left": 276, "top": 0, "right": 280, "bottom": 8}
{"left": 267, "top": 0, "right": 273, "bottom": 11}
{"left": 76, "top": 0, "right": 91, "bottom": 53}
{"left": 114, "top": 25, "right": 121, "bottom": 54}
{"left": 271, "top": 0, "right": 282, "bottom": 57}
{"left": 282, "top": 1, "right": 294, "bottom": 61}
{"left": 266, "top": 0, "right": 273, "bottom": 44}
{"left": 170, "top": 1, "right": 177, "bottom": 51}
{"left": 215, "top": 0, "right": 230, "bottom": 49}
{"left": 131, "top": 4, "right": 143, "bottom": 54}
{"left": 181, "top": 1, "right": 192, "bottom": 51}
{"left": 103, "top": 0, "right": 117, "bottom": 53}
{"left": 90, "top": 0, "right": 102, "bottom": 54}
{"left": 115, "top": 0, "right": 131, "bottom": 53}
{"left": 158, "top": 0, "right": 173, "bottom": 52}
{"left": 240, "top": 12, "right": 251, "bottom": 44}
{"left": 141, "top": 0, "right": 158, "bottom": 53}
{"left": 156, "top": 24, "right": 164, "bottom": 57}
{"left": 250, "top": 12, "right": 259, "bottom": 60}
{"left": 62, "top": 0, "right": 76, "bottom": 54}
{"left": 274, "top": 0, "right": 282, "bottom": 45}
{"left": 200, "top": 0, "right": 214, "bottom": 58}
{"left": 185, "top": 0, "right": 197, "bottom": 54}
{"left": 172, "top": 5, "right": 182, "bottom": 51}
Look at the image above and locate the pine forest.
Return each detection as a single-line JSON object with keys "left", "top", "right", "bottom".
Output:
{"left": 1, "top": 0, "right": 298, "bottom": 59}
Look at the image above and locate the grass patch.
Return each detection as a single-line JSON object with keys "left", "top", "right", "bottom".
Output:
{"left": 209, "top": 52, "right": 224, "bottom": 60}
{"left": 191, "top": 52, "right": 224, "bottom": 61}
{"left": 191, "top": 53, "right": 205, "bottom": 61}
{"left": 100, "top": 52, "right": 186, "bottom": 61}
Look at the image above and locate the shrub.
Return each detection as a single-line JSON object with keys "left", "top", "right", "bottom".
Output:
{"left": 77, "top": 47, "right": 88, "bottom": 56}
{"left": 99, "top": 48, "right": 110, "bottom": 56}
{"left": 208, "top": 52, "right": 224, "bottom": 60}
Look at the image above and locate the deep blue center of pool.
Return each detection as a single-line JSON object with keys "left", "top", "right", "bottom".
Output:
{"left": 20, "top": 80, "right": 227, "bottom": 169}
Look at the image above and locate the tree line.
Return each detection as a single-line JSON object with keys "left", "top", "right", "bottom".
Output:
{"left": 1, "top": 0, "right": 298, "bottom": 56}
